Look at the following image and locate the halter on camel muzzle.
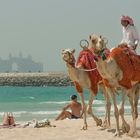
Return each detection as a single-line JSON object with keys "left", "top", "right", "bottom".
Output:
{"left": 93, "top": 36, "right": 109, "bottom": 61}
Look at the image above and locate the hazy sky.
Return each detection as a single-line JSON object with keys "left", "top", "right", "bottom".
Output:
{"left": 0, "top": 0, "right": 140, "bottom": 72}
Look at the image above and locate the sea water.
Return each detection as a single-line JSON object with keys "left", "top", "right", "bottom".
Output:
{"left": 0, "top": 86, "right": 139, "bottom": 122}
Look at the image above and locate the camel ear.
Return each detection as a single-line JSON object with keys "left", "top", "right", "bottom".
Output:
{"left": 71, "top": 49, "right": 75, "bottom": 53}
{"left": 89, "top": 35, "right": 91, "bottom": 40}
{"left": 103, "top": 37, "right": 108, "bottom": 45}
{"left": 61, "top": 49, "right": 64, "bottom": 53}
{"left": 99, "top": 35, "right": 102, "bottom": 39}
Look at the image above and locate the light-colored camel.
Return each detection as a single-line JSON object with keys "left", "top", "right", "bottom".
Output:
{"left": 61, "top": 48, "right": 111, "bottom": 130}
{"left": 88, "top": 34, "right": 140, "bottom": 137}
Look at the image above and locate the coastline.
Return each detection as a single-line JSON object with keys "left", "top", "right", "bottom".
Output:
{"left": 0, "top": 73, "right": 139, "bottom": 139}
{"left": 0, "top": 116, "right": 139, "bottom": 140}
{"left": 0, "top": 72, "right": 71, "bottom": 86}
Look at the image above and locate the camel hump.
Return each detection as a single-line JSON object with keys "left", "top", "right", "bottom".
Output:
{"left": 110, "top": 44, "right": 140, "bottom": 72}
{"left": 76, "top": 49, "right": 96, "bottom": 69}
{"left": 109, "top": 45, "right": 140, "bottom": 88}
{"left": 76, "top": 49, "right": 102, "bottom": 94}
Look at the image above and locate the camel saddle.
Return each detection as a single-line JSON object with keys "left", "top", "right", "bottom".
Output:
{"left": 109, "top": 44, "right": 140, "bottom": 89}
{"left": 76, "top": 48, "right": 102, "bottom": 94}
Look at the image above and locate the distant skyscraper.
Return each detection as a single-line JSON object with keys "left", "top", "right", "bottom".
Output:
{"left": 0, "top": 53, "right": 43, "bottom": 72}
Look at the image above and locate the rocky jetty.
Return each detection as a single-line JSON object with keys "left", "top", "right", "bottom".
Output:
{"left": 0, "top": 72, "right": 72, "bottom": 87}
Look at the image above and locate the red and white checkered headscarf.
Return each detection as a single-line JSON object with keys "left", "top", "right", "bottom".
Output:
{"left": 120, "top": 15, "right": 134, "bottom": 25}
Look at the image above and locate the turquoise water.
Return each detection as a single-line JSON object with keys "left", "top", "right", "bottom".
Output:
{"left": 0, "top": 86, "right": 139, "bottom": 122}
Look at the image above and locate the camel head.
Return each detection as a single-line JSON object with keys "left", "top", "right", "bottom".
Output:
{"left": 89, "top": 34, "right": 108, "bottom": 54}
{"left": 61, "top": 49, "right": 76, "bottom": 66}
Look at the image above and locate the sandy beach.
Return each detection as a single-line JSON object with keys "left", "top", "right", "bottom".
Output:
{"left": 0, "top": 116, "right": 139, "bottom": 140}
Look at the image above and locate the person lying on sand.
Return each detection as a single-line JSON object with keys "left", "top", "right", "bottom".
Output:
{"left": 55, "top": 95, "right": 82, "bottom": 120}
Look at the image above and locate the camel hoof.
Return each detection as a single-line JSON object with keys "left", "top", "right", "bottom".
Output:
{"left": 114, "top": 132, "right": 121, "bottom": 137}
{"left": 102, "top": 120, "right": 110, "bottom": 128}
{"left": 96, "top": 119, "right": 102, "bottom": 126}
{"left": 103, "top": 120, "right": 107, "bottom": 126}
{"left": 127, "top": 131, "right": 140, "bottom": 138}
{"left": 81, "top": 125, "right": 88, "bottom": 130}
{"left": 121, "top": 123, "right": 130, "bottom": 133}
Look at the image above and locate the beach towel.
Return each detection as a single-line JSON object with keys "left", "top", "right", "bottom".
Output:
{"left": 76, "top": 49, "right": 102, "bottom": 94}
{"left": 109, "top": 44, "right": 140, "bottom": 89}
{"left": 0, "top": 119, "right": 56, "bottom": 129}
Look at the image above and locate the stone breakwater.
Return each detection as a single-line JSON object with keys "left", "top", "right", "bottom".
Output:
{"left": 0, "top": 72, "right": 72, "bottom": 86}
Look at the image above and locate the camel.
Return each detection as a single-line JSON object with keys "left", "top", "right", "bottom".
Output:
{"left": 88, "top": 34, "right": 140, "bottom": 137}
{"left": 61, "top": 48, "right": 111, "bottom": 130}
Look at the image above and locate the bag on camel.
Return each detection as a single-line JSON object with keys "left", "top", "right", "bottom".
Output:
{"left": 2, "top": 112, "right": 15, "bottom": 126}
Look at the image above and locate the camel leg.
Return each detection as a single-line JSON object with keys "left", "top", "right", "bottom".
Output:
{"left": 78, "top": 92, "right": 87, "bottom": 130}
{"left": 100, "top": 85, "right": 111, "bottom": 128}
{"left": 109, "top": 89, "right": 120, "bottom": 136}
{"left": 133, "top": 87, "right": 139, "bottom": 137}
{"left": 87, "top": 90, "right": 102, "bottom": 127}
{"left": 73, "top": 82, "right": 87, "bottom": 130}
{"left": 119, "top": 91, "right": 130, "bottom": 133}
{"left": 134, "top": 87, "right": 139, "bottom": 119}
{"left": 127, "top": 87, "right": 139, "bottom": 138}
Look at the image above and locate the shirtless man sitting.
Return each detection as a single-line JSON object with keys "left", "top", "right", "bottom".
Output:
{"left": 55, "top": 95, "right": 82, "bottom": 120}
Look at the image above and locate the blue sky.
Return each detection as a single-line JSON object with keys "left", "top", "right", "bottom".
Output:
{"left": 0, "top": 0, "right": 140, "bottom": 71}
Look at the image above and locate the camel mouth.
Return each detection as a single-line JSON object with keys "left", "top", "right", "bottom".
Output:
{"left": 62, "top": 54, "right": 69, "bottom": 62}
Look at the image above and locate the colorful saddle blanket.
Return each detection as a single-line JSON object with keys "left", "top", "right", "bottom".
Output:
{"left": 76, "top": 49, "right": 102, "bottom": 94}
{"left": 109, "top": 44, "right": 140, "bottom": 89}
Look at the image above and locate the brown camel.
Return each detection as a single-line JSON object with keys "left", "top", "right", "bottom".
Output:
{"left": 88, "top": 34, "right": 140, "bottom": 137}
{"left": 61, "top": 48, "right": 111, "bottom": 130}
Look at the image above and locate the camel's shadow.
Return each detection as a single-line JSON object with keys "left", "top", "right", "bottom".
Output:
{"left": 98, "top": 126, "right": 140, "bottom": 137}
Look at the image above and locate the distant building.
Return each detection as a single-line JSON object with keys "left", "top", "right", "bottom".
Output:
{"left": 0, "top": 53, "right": 43, "bottom": 72}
